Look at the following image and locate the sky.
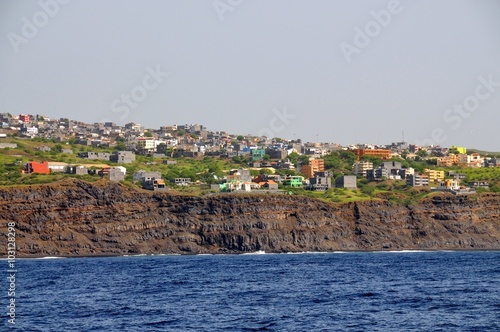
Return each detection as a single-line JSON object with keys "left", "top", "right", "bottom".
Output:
{"left": 1, "top": 0, "right": 500, "bottom": 150}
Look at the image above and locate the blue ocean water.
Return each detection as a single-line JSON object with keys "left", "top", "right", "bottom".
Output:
{"left": 3, "top": 251, "right": 499, "bottom": 331}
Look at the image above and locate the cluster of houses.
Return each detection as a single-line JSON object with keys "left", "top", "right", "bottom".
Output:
{"left": 2, "top": 113, "right": 499, "bottom": 195}
{"left": 351, "top": 160, "right": 479, "bottom": 195}
{"left": 0, "top": 113, "right": 342, "bottom": 161}
{"left": 2, "top": 113, "right": 499, "bottom": 168}
{"left": 208, "top": 167, "right": 356, "bottom": 193}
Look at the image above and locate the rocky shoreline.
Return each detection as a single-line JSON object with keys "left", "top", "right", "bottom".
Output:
{"left": 1, "top": 179, "right": 499, "bottom": 257}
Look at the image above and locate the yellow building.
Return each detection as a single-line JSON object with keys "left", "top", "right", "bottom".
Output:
{"left": 451, "top": 146, "right": 466, "bottom": 154}
{"left": 424, "top": 169, "right": 445, "bottom": 183}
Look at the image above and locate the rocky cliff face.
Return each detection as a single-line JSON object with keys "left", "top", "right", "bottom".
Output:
{"left": 1, "top": 179, "right": 499, "bottom": 257}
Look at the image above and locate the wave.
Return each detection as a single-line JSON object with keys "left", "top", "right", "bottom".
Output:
{"left": 34, "top": 256, "right": 66, "bottom": 259}
{"left": 241, "top": 250, "right": 266, "bottom": 255}
{"left": 285, "top": 251, "right": 333, "bottom": 255}
{"left": 374, "top": 250, "right": 430, "bottom": 253}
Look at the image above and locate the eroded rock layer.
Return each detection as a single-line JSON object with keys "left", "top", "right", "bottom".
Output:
{"left": 1, "top": 179, "right": 499, "bottom": 257}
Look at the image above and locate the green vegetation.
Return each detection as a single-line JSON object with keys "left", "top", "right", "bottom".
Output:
{"left": 2, "top": 138, "right": 500, "bottom": 203}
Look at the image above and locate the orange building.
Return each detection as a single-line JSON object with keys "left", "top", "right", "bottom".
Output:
{"left": 437, "top": 154, "right": 458, "bottom": 167}
{"left": 301, "top": 165, "right": 314, "bottom": 178}
{"left": 24, "top": 161, "right": 50, "bottom": 174}
{"left": 355, "top": 149, "right": 390, "bottom": 160}
{"left": 301, "top": 159, "right": 325, "bottom": 178}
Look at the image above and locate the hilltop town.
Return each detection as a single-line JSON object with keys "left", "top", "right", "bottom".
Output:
{"left": 1, "top": 113, "right": 500, "bottom": 203}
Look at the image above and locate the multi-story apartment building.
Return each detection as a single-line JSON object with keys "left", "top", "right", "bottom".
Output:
{"left": 437, "top": 154, "right": 458, "bottom": 167}
{"left": 355, "top": 149, "right": 390, "bottom": 160}
{"left": 136, "top": 138, "right": 156, "bottom": 155}
{"left": 301, "top": 158, "right": 325, "bottom": 178}
{"left": 424, "top": 169, "right": 445, "bottom": 183}
{"left": 406, "top": 174, "right": 430, "bottom": 187}
{"left": 352, "top": 160, "right": 373, "bottom": 177}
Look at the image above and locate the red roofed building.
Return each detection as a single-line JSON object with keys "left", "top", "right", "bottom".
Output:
{"left": 259, "top": 180, "right": 278, "bottom": 190}
{"left": 24, "top": 161, "right": 50, "bottom": 174}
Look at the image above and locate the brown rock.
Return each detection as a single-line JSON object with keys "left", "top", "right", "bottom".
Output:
{"left": 0, "top": 179, "right": 499, "bottom": 257}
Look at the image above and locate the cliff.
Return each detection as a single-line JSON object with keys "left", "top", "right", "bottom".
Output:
{"left": 1, "top": 179, "right": 499, "bottom": 257}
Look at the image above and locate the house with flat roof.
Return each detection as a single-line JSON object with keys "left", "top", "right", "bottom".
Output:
{"left": 283, "top": 175, "right": 303, "bottom": 187}
{"left": 307, "top": 171, "right": 332, "bottom": 191}
{"left": 24, "top": 161, "right": 50, "bottom": 174}
{"left": 335, "top": 175, "right": 357, "bottom": 189}
{"left": 110, "top": 151, "right": 135, "bottom": 163}
{"left": 406, "top": 174, "right": 429, "bottom": 187}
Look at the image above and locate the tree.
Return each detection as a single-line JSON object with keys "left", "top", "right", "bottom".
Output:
{"left": 288, "top": 152, "right": 309, "bottom": 167}
{"left": 237, "top": 135, "right": 245, "bottom": 141}
{"left": 144, "top": 132, "right": 153, "bottom": 138}
{"left": 53, "top": 144, "right": 63, "bottom": 153}
{"left": 417, "top": 150, "right": 428, "bottom": 158}
{"left": 207, "top": 161, "right": 223, "bottom": 173}
{"left": 259, "top": 168, "right": 273, "bottom": 175}
{"left": 114, "top": 142, "right": 126, "bottom": 151}
{"left": 360, "top": 155, "right": 382, "bottom": 168}
{"left": 277, "top": 169, "right": 296, "bottom": 176}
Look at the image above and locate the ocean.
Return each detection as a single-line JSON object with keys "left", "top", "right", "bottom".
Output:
{"left": 3, "top": 251, "right": 499, "bottom": 331}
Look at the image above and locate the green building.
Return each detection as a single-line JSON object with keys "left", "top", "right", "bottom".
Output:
{"left": 252, "top": 149, "right": 266, "bottom": 161}
{"left": 283, "top": 175, "right": 303, "bottom": 187}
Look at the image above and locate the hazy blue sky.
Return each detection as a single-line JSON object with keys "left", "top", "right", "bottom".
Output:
{"left": 1, "top": 0, "right": 500, "bottom": 150}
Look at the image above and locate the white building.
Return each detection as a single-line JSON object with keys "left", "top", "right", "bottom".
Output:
{"left": 47, "top": 162, "right": 68, "bottom": 173}
{"left": 352, "top": 161, "right": 373, "bottom": 177}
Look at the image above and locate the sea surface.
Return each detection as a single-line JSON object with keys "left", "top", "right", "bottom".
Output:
{"left": 3, "top": 251, "right": 499, "bottom": 331}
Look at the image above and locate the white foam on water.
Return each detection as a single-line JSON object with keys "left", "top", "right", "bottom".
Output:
{"left": 241, "top": 250, "right": 266, "bottom": 255}
{"left": 375, "top": 250, "right": 429, "bottom": 253}
{"left": 34, "top": 256, "right": 66, "bottom": 259}
{"left": 285, "top": 251, "right": 332, "bottom": 255}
